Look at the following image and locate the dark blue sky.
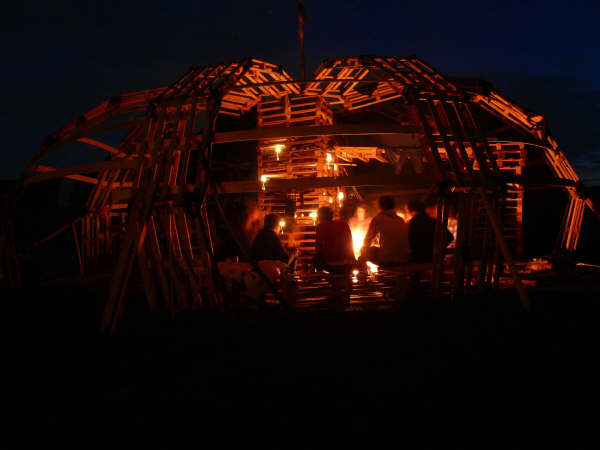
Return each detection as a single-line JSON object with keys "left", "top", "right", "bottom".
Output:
{"left": 2, "top": 0, "right": 599, "bottom": 182}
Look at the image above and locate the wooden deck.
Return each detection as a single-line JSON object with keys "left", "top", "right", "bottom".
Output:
{"left": 261, "top": 265, "right": 434, "bottom": 311}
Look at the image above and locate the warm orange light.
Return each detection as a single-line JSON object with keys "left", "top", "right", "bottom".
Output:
{"left": 351, "top": 229, "right": 365, "bottom": 259}
{"left": 274, "top": 144, "right": 284, "bottom": 160}
{"left": 366, "top": 261, "right": 378, "bottom": 274}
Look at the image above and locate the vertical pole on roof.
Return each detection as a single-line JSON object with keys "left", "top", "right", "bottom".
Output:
{"left": 297, "top": 1, "right": 306, "bottom": 81}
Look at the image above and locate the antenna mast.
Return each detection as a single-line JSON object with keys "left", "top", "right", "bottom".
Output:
{"left": 297, "top": 1, "right": 306, "bottom": 80}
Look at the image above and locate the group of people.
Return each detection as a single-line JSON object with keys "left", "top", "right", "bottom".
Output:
{"left": 250, "top": 195, "right": 454, "bottom": 277}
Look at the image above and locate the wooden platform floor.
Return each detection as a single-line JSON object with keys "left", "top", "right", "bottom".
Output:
{"left": 264, "top": 269, "right": 434, "bottom": 311}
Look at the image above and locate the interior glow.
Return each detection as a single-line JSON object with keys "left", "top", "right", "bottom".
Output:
{"left": 366, "top": 261, "right": 378, "bottom": 274}
{"left": 274, "top": 144, "right": 283, "bottom": 160}
{"left": 351, "top": 229, "right": 365, "bottom": 259}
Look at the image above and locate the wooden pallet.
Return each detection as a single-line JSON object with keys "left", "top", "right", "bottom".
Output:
{"left": 257, "top": 95, "right": 348, "bottom": 266}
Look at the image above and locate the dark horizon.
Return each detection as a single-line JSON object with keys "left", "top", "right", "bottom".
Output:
{"left": 2, "top": 0, "right": 599, "bottom": 183}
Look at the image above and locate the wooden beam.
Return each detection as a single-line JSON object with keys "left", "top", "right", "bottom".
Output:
{"left": 79, "top": 117, "right": 145, "bottom": 139}
{"left": 212, "top": 122, "right": 420, "bottom": 144}
{"left": 498, "top": 173, "right": 577, "bottom": 189}
{"left": 76, "top": 137, "right": 126, "bottom": 156}
{"left": 35, "top": 165, "right": 99, "bottom": 185}
{"left": 213, "top": 173, "right": 435, "bottom": 194}
{"left": 25, "top": 160, "right": 139, "bottom": 185}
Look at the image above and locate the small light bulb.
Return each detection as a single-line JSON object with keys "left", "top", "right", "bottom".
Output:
{"left": 274, "top": 144, "right": 283, "bottom": 160}
{"left": 279, "top": 219, "right": 286, "bottom": 228}
{"left": 333, "top": 163, "right": 338, "bottom": 171}
{"left": 260, "top": 175, "right": 267, "bottom": 183}
{"left": 328, "top": 197, "right": 333, "bottom": 204}
{"left": 326, "top": 153, "right": 333, "bottom": 163}
{"left": 338, "top": 191, "right": 344, "bottom": 201}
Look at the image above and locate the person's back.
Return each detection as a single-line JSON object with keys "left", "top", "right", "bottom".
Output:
{"left": 316, "top": 219, "right": 354, "bottom": 264}
{"left": 313, "top": 206, "right": 355, "bottom": 272}
{"left": 250, "top": 213, "right": 288, "bottom": 263}
{"left": 407, "top": 199, "right": 453, "bottom": 263}
{"left": 408, "top": 213, "right": 436, "bottom": 263}
{"left": 361, "top": 196, "right": 410, "bottom": 266}
{"left": 368, "top": 211, "right": 410, "bottom": 264}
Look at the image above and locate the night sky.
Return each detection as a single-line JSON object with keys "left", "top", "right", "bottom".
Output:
{"left": 2, "top": 0, "right": 599, "bottom": 183}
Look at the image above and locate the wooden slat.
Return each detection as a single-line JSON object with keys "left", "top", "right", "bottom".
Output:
{"left": 212, "top": 123, "right": 420, "bottom": 144}
{"left": 25, "top": 160, "right": 139, "bottom": 185}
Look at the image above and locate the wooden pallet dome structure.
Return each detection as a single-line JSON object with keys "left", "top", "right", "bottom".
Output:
{"left": 6, "top": 55, "right": 598, "bottom": 329}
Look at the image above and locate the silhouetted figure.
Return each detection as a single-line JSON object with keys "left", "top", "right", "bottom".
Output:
{"left": 407, "top": 199, "right": 454, "bottom": 263}
{"left": 250, "top": 213, "right": 288, "bottom": 263}
{"left": 359, "top": 196, "right": 410, "bottom": 268}
{"left": 313, "top": 206, "right": 355, "bottom": 272}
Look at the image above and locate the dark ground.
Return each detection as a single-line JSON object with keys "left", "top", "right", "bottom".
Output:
{"left": 9, "top": 276, "right": 599, "bottom": 444}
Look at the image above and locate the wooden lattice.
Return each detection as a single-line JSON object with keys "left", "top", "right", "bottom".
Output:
{"left": 6, "top": 55, "right": 597, "bottom": 328}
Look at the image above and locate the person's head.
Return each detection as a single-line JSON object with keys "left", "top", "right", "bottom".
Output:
{"left": 317, "top": 206, "right": 334, "bottom": 223}
{"left": 378, "top": 196, "right": 395, "bottom": 212}
{"left": 408, "top": 199, "right": 426, "bottom": 215}
{"left": 264, "top": 213, "right": 280, "bottom": 231}
{"left": 356, "top": 205, "right": 367, "bottom": 221}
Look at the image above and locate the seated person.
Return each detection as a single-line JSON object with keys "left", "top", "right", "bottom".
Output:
{"left": 251, "top": 213, "right": 289, "bottom": 263}
{"left": 407, "top": 199, "right": 454, "bottom": 263}
{"left": 250, "top": 213, "right": 296, "bottom": 282}
{"left": 313, "top": 206, "right": 355, "bottom": 273}
{"left": 359, "top": 195, "right": 410, "bottom": 268}
{"left": 249, "top": 214, "right": 297, "bottom": 307}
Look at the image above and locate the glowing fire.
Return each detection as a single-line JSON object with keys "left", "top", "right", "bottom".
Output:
{"left": 447, "top": 217, "right": 458, "bottom": 243}
{"left": 349, "top": 214, "right": 378, "bottom": 274}
{"left": 366, "top": 261, "right": 378, "bottom": 274}
{"left": 351, "top": 229, "right": 365, "bottom": 259}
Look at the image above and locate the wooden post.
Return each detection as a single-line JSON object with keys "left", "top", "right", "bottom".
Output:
{"left": 298, "top": 1, "right": 306, "bottom": 81}
{"left": 431, "top": 194, "right": 448, "bottom": 299}
{"left": 478, "top": 187, "right": 531, "bottom": 311}
{"left": 451, "top": 193, "right": 467, "bottom": 300}
{"left": 72, "top": 221, "right": 84, "bottom": 276}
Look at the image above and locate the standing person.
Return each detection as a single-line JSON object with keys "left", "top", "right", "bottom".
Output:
{"left": 407, "top": 199, "right": 454, "bottom": 263}
{"left": 313, "top": 206, "right": 355, "bottom": 273}
{"left": 359, "top": 196, "right": 410, "bottom": 268}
